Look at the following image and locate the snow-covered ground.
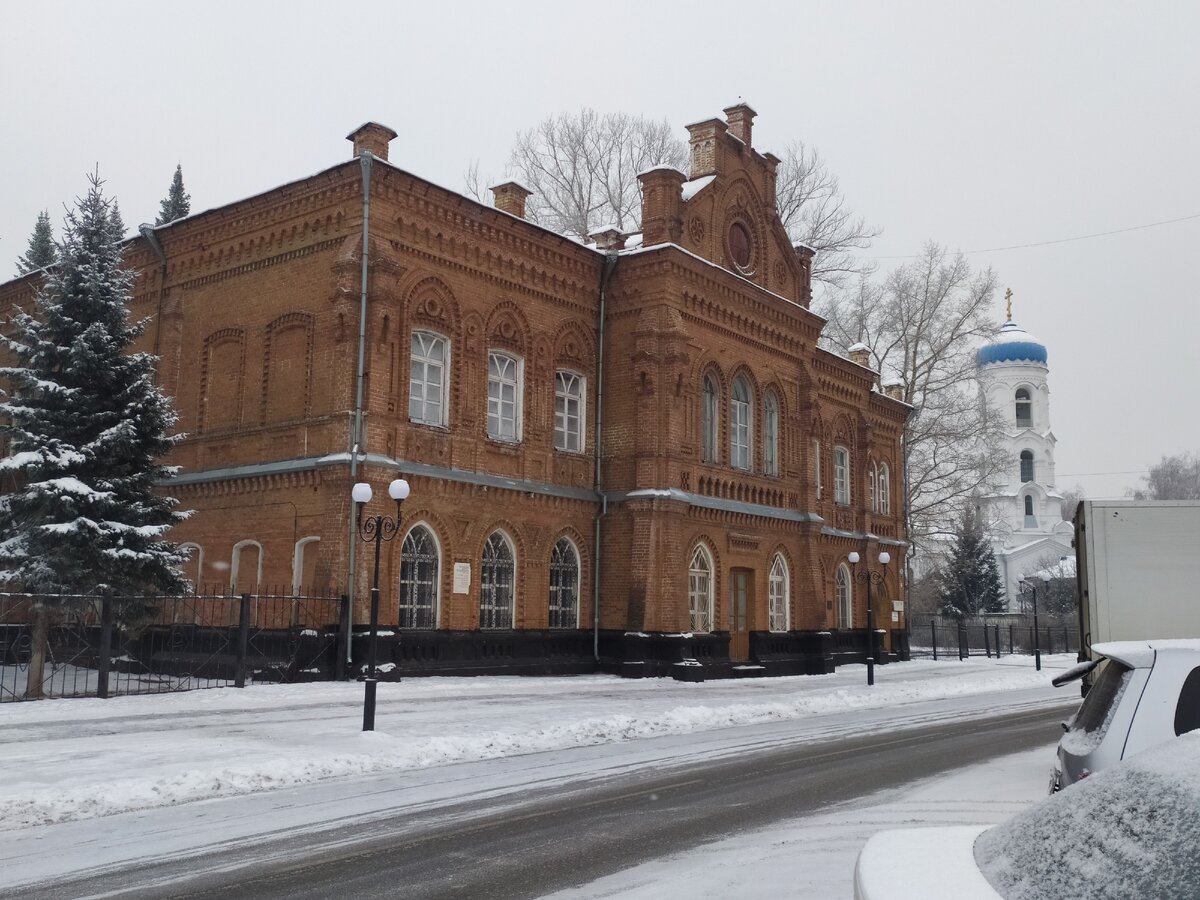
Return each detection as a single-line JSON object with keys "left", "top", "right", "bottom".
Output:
{"left": 0, "top": 655, "right": 1079, "bottom": 894}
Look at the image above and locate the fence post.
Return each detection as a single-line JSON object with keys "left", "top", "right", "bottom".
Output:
{"left": 958, "top": 623, "right": 966, "bottom": 660}
{"left": 235, "top": 593, "right": 250, "bottom": 688}
{"left": 1008, "top": 624, "right": 1014, "bottom": 655}
{"left": 336, "top": 594, "right": 350, "bottom": 681}
{"left": 994, "top": 624, "right": 1001, "bottom": 657}
{"left": 984, "top": 623, "right": 992, "bottom": 658}
{"left": 97, "top": 595, "right": 113, "bottom": 699}
{"left": 931, "top": 620, "right": 938, "bottom": 661}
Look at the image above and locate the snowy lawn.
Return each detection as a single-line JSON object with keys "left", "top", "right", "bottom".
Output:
{"left": 0, "top": 654, "right": 1078, "bottom": 832}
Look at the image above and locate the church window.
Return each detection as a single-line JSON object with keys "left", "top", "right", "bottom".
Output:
{"left": 1024, "top": 494, "right": 1037, "bottom": 528}
{"left": 1015, "top": 388, "right": 1032, "bottom": 428}
{"left": 836, "top": 563, "right": 853, "bottom": 628}
{"left": 480, "top": 531, "right": 515, "bottom": 629}
{"left": 548, "top": 538, "right": 580, "bottom": 629}
{"left": 487, "top": 352, "right": 523, "bottom": 442}
{"left": 814, "top": 440, "right": 823, "bottom": 499}
{"left": 702, "top": 375, "right": 718, "bottom": 463}
{"left": 769, "top": 554, "right": 789, "bottom": 632}
{"left": 731, "top": 376, "right": 752, "bottom": 470}
{"left": 834, "top": 446, "right": 851, "bottom": 505}
{"left": 764, "top": 391, "right": 780, "bottom": 477}
{"left": 1020, "top": 449, "right": 1034, "bottom": 483}
{"left": 399, "top": 524, "right": 439, "bottom": 629}
{"left": 868, "top": 463, "right": 878, "bottom": 512}
{"left": 879, "top": 464, "right": 891, "bottom": 515}
{"left": 688, "top": 544, "right": 714, "bottom": 632}
{"left": 554, "top": 371, "right": 585, "bottom": 453}
{"left": 410, "top": 331, "right": 449, "bottom": 426}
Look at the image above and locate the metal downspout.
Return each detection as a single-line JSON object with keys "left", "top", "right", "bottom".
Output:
{"left": 592, "top": 251, "right": 619, "bottom": 663}
{"left": 347, "top": 151, "right": 374, "bottom": 670}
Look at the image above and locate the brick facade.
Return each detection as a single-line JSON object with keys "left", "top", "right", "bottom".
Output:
{"left": 0, "top": 104, "right": 909, "bottom": 678}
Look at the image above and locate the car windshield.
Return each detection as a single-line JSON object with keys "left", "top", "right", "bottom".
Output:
{"left": 1066, "top": 657, "right": 1132, "bottom": 737}
{"left": 974, "top": 732, "right": 1200, "bottom": 900}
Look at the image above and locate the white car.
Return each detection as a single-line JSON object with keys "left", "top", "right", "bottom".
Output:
{"left": 854, "top": 730, "right": 1200, "bottom": 899}
{"left": 1050, "top": 638, "right": 1200, "bottom": 791}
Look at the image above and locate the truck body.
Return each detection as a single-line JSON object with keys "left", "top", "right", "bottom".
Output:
{"left": 1073, "top": 500, "right": 1200, "bottom": 660}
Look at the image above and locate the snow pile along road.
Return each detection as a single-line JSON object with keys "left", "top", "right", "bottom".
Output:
{"left": 0, "top": 655, "right": 1076, "bottom": 830}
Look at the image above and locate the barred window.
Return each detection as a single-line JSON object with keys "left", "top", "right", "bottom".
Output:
{"left": 688, "top": 544, "right": 714, "bottom": 632}
{"left": 480, "top": 531, "right": 515, "bottom": 629}
{"left": 488, "top": 352, "right": 523, "bottom": 442}
{"left": 764, "top": 391, "right": 780, "bottom": 477}
{"left": 731, "top": 376, "right": 752, "bottom": 470}
{"left": 702, "top": 375, "right": 718, "bottom": 463}
{"left": 769, "top": 554, "right": 789, "bottom": 632}
{"left": 834, "top": 446, "right": 851, "bottom": 505}
{"left": 399, "top": 524, "right": 438, "bottom": 629}
{"left": 836, "top": 563, "right": 853, "bottom": 629}
{"left": 554, "top": 371, "right": 585, "bottom": 453}
{"left": 410, "top": 331, "right": 448, "bottom": 426}
{"left": 548, "top": 538, "right": 580, "bottom": 629}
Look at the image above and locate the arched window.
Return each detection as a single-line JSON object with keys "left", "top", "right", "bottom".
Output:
{"left": 292, "top": 536, "right": 321, "bottom": 595}
{"left": 554, "top": 371, "right": 585, "bottom": 452}
{"left": 487, "top": 352, "right": 523, "bottom": 442}
{"left": 688, "top": 544, "right": 714, "bottom": 632}
{"left": 731, "top": 376, "right": 752, "bottom": 470}
{"left": 769, "top": 554, "right": 789, "bottom": 632}
{"left": 480, "top": 531, "right": 515, "bottom": 629}
{"left": 701, "top": 375, "right": 718, "bottom": 463}
{"left": 764, "top": 392, "right": 780, "bottom": 477}
{"left": 836, "top": 563, "right": 853, "bottom": 629}
{"left": 868, "top": 462, "right": 878, "bottom": 512}
{"left": 1020, "top": 449, "right": 1034, "bottom": 483}
{"left": 834, "top": 446, "right": 851, "bottom": 505}
{"left": 879, "top": 464, "right": 891, "bottom": 515}
{"left": 400, "top": 524, "right": 439, "bottom": 629}
{"left": 410, "top": 331, "right": 449, "bottom": 426}
{"left": 549, "top": 538, "right": 580, "bottom": 629}
{"left": 1024, "top": 494, "right": 1037, "bottom": 528}
{"left": 814, "top": 440, "right": 823, "bottom": 499}
{"left": 1015, "top": 388, "right": 1032, "bottom": 428}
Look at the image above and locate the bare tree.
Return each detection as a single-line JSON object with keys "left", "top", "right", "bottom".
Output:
{"left": 1129, "top": 451, "right": 1200, "bottom": 500}
{"left": 462, "top": 159, "right": 492, "bottom": 204}
{"left": 1059, "top": 483, "right": 1086, "bottom": 521}
{"left": 818, "top": 243, "right": 1008, "bottom": 549}
{"left": 774, "top": 140, "right": 881, "bottom": 289}
{"left": 506, "top": 109, "right": 686, "bottom": 240}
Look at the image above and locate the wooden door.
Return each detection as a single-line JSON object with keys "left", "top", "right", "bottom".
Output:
{"left": 729, "top": 568, "right": 752, "bottom": 662}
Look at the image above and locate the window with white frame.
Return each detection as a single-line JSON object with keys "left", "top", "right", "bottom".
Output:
{"left": 834, "top": 446, "right": 850, "bottom": 505}
{"left": 836, "top": 563, "right": 853, "bottom": 628}
{"left": 814, "top": 440, "right": 823, "bottom": 498}
{"left": 554, "top": 371, "right": 585, "bottom": 453}
{"left": 548, "top": 538, "right": 580, "bottom": 629}
{"left": 410, "top": 331, "right": 449, "bottom": 426}
{"left": 487, "top": 352, "right": 523, "bottom": 442}
{"left": 702, "top": 375, "right": 718, "bottom": 463}
{"left": 731, "top": 376, "right": 752, "bottom": 470}
{"left": 1015, "top": 388, "right": 1032, "bottom": 428}
{"left": 399, "top": 524, "right": 439, "bottom": 629}
{"left": 688, "top": 544, "right": 714, "bottom": 632}
{"left": 879, "top": 464, "right": 891, "bottom": 515}
{"left": 868, "top": 462, "right": 878, "bottom": 512}
{"left": 764, "top": 392, "right": 779, "bottom": 477}
{"left": 768, "top": 554, "right": 789, "bottom": 632}
{"left": 1020, "top": 449, "right": 1034, "bottom": 483}
{"left": 480, "top": 531, "right": 515, "bottom": 629}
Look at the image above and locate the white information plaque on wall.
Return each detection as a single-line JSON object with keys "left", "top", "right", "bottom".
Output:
{"left": 453, "top": 562, "right": 471, "bottom": 594}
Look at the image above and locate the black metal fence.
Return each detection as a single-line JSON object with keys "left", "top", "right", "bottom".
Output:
{"left": 0, "top": 589, "right": 348, "bottom": 702}
{"left": 908, "top": 618, "right": 1078, "bottom": 661}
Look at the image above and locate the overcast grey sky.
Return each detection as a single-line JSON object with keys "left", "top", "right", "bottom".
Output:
{"left": 3, "top": 1, "right": 1197, "bottom": 499}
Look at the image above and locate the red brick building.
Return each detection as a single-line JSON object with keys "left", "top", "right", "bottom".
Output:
{"left": 1, "top": 104, "right": 909, "bottom": 677}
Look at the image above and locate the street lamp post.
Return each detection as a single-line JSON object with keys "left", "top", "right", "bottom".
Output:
{"left": 352, "top": 476, "right": 410, "bottom": 732}
{"left": 848, "top": 549, "right": 891, "bottom": 686}
{"left": 1020, "top": 574, "right": 1045, "bottom": 672}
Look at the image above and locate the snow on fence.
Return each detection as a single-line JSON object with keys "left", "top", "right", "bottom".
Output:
{"left": 0, "top": 589, "right": 348, "bottom": 702}
{"left": 907, "top": 618, "right": 1078, "bottom": 661}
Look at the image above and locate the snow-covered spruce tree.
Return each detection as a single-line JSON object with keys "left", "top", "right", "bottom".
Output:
{"left": 0, "top": 174, "right": 188, "bottom": 697}
{"left": 15, "top": 209, "right": 57, "bottom": 276}
{"left": 936, "top": 505, "right": 1004, "bottom": 620}
{"left": 155, "top": 164, "right": 191, "bottom": 226}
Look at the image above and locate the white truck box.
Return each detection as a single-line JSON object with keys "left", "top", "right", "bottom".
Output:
{"left": 1073, "top": 500, "right": 1200, "bottom": 659}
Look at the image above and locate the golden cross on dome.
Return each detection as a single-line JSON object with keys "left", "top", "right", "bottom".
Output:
{"left": 1004, "top": 287, "right": 1013, "bottom": 321}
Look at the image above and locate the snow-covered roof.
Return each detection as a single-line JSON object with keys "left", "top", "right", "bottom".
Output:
{"left": 681, "top": 175, "right": 715, "bottom": 202}
{"left": 977, "top": 320, "right": 1048, "bottom": 366}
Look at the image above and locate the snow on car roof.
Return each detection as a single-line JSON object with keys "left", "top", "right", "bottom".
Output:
{"left": 1091, "top": 638, "right": 1200, "bottom": 668}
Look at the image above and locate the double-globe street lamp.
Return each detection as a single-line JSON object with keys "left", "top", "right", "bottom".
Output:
{"left": 1019, "top": 573, "right": 1048, "bottom": 672}
{"left": 352, "top": 476, "right": 410, "bottom": 732}
{"left": 848, "top": 549, "right": 891, "bottom": 686}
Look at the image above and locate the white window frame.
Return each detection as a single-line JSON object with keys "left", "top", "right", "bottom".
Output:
{"left": 879, "top": 464, "right": 891, "bottom": 515}
{"left": 488, "top": 351, "right": 524, "bottom": 443}
{"left": 731, "top": 376, "right": 752, "bottom": 470}
{"left": 554, "top": 370, "right": 586, "bottom": 453}
{"left": 834, "top": 445, "right": 851, "bottom": 505}
{"left": 548, "top": 537, "right": 581, "bottom": 629}
{"left": 836, "top": 563, "right": 853, "bottom": 629}
{"left": 868, "top": 462, "right": 878, "bottom": 513}
{"left": 400, "top": 523, "right": 440, "bottom": 630}
{"left": 764, "top": 392, "right": 779, "bottom": 477}
{"left": 480, "top": 530, "right": 516, "bottom": 629}
{"left": 702, "top": 375, "right": 719, "bottom": 463}
{"left": 409, "top": 330, "right": 449, "bottom": 426}
{"left": 688, "top": 544, "right": 714, "bottom": 633}
{"left": 768, "top": 553, "right": 789, "bottom": 632}
{"left": 814, "top": 440, "right": 823, "bottom": 499}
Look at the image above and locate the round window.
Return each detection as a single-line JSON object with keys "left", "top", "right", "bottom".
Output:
{"left": 728, "top": 221, "right": 752, "bottom": 270}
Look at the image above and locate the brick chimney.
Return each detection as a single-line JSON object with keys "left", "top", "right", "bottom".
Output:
{"left": 685, "top": 117, "right": 727, "bottom": 178}
{"left": 346, "top": 122, "right": 398, "bottom": 161}
{"left": 638, "top": 166, "right": 686, "bottom": 246}
{"left": 589, "top": 226, "right": 625, "bottom": 251}
{"left": 848, "top": 342, "right": 871, "bottom": 368}
{"left": 723, "top": 101, "right": 757, "bottom": 149}
{"left": 882, "top": 377, "right": 905, "bottom": 401}
{"left": 490, "top": 181, "right": 533, "bottom": 219}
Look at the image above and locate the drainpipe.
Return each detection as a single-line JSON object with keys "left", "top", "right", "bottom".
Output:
{"left": 346, "top": 150, "right": 374, "bottom": 670}
{"left": 138, "top": 224, "right": 168, "bottom": 374}
{"left": 592, "top": 251, "right": 620, "bottom": 662}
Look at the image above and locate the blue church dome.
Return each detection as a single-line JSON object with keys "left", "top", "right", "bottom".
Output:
{"left": 977, "top": 320, "right": 1048, "bottom": 366}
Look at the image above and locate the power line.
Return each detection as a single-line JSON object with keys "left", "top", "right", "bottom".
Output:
{"left": 867, "top": 212, "right": 1200, "bottom": 260}
{"left": 1057, "top": 470, "right": 1148, "bottom": 478}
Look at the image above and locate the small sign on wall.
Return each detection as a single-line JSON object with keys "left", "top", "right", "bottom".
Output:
{"left": 892, "top": 601, "right": 905, "bottom": 611}
{"left": 453, "top": 562, "right": 471, "bottom": 594}
{"left": 891, "top": 611, "right": 900, "bottom": 623}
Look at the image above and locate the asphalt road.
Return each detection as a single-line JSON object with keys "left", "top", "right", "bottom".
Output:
{"left": 21, "top": 701, "right": 1075, "bottom": 900}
